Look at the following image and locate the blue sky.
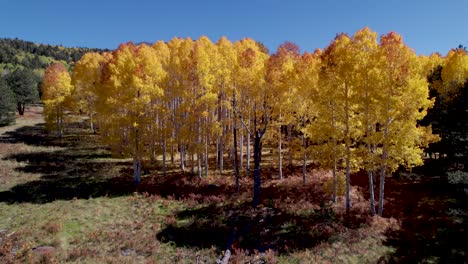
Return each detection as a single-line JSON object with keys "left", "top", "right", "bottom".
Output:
{"left": 1, "top": 0, "right": 467, "bottom": 55}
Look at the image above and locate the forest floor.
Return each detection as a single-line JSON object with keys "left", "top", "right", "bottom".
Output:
{"left": 0, "top": 107, "right": 466, "bottom": 263}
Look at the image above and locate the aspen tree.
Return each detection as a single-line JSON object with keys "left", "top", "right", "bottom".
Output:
{"left": 72, "top": 52, "right": 110, "bottom": 133}
{"left": 376, "top": 32, "right": 437, "bottom": 215}
{"left": 320, "top": 34, "right": 362, "bottom": 209}
{"left": 216, "top": 37, "right": 239, "bottom": 187}
{"left": 100, "top": 43, "right": 165, "bottom": 184}
{"left": 191, "top": 36, "right": 219, "bottom": 177}
{"left": 441, "top": 48, "right": 468, "bottom": 99}
{"left": 166, "top": 38, "right": 195, "bottom": 173}
{"left": 351, "top": 27, "right": 381, "bottom": 215}
{"left": 151, "top": 41, "right": 171, "bottom": 174}
{"left": 234, "top": 38, "right": 269, "bottom": 207}
{"left": 42, "top": 63, "right": 73, "bottom": 138}
{"left": 266, "top": 42, "right": 300, "bottom": 180}
{"left": 296, "top": 49, "right": 321, "bottom": 185}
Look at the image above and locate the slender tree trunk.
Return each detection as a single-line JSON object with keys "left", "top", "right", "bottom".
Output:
{"left": 218, "top": 102, "right": 225, "bottom": 173}
{"left": 345, "top": 85, "right": 351, "bottom": 212}
{"left": 302, "top": 153, "right": 307, "bottom": 185}
{"left": 170, "top": 144, "right": 175, "bottom": 166}
{"left": 180, "top": 144, "right": 186, "bottom": 172}
{"left": 216, "top": 97, "right": 221, "bottom": 171}
{"left": 57, "top": 105, "right": 63, "bottom": 139}
{"left": 278, "top": 121, "right": 283, "bottom": 180}
{"left": 233, "top": 115, "right": 240, "bottom": 192}
{"left": 197, "top": 123, "right": 202, "bottom": 179}
{"left": 378, "top": 148, "right": 388, "bottom": 216}
{"left": 133, "top": 127, "right": 141, "bottom": 184}
{"left": 90, "top": 114, "right": 95, "bottom": 134}
{"left": 332, "top": 155, "right": 337, "bottom": 203}
{"left": 191, "top": 149, "right": 195, "bottom": 175}
{"left": 133, "top": 158, "right": 142, "bottom": 185}
{"left": 372, "top": 152, "right": 377, "bottom": 184}
{"left": 302, "top": 134, "right": 307, "bottom": 185}
{"left": 218, "top": 228, "right": 237, "bottom": 264}
{"left": 253, "top": 131, "right": 262, "bottom": 207}
{"left": 220, "top": 138, "right": 224, "bottom": 173}
{"left": 345, "top": 144, "right": 351, "bottom": 211}
{"left": 240, "top": 133, "right": 244, "bottom": 171}
{"left": 197, "top": 151, "right": 202, "bottom": 178}
{"left": 364, "top": 78, "right": 376, "bottom": 216}
{"left": 216, "top": 138, "right": 220, "bottom": 171}
{"left": 246, "top": 111, "right": 251, "bottom": 172}
{"left": 288, "top": 123, "right": 293, "bottom": 167}
{"left": 17, "top": 102, "right": 25, "bottom": 115}
{"left": 368, "top": 170, "right": 376, "bottom": 216}
{"left": 332, "top": 107, "right": 337, "bottom": 203}
{"left": 163, "top": 137, "right": 167, "bottom": 177}
{"left": 233, "top": 90, "right": 240, "bottom": 192}
{"left": 205, "top": 127, "right": 209, "bottom": 177}
{"left": 56, "top": 108, "right": 60, "bottom": 137}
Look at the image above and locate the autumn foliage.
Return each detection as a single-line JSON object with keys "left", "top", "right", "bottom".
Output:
{"left": 40, "top": 27, "right": 462, "bottom": 215}
{"left": 41, "top": 62, "right": 73, "bottom": 138}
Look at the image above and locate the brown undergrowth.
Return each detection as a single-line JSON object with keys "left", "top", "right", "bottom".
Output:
{"left": 1, "top": 108, "right": 399, "bottom": 263}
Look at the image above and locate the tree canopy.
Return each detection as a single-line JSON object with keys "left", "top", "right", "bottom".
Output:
{"left": 0, "top": 76, "right": 16, "bottom": 125}
{"left": 41, "top": 28, "right": 446, "bottom": 215}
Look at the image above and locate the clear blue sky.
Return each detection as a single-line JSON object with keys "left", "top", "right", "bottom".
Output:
{"left": 1, "top": 0, "right": 467, "bottom": 55}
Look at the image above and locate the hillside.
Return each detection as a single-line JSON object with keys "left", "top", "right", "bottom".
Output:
{"left": 0, "top": 38, "right": 108, "bottom": 78}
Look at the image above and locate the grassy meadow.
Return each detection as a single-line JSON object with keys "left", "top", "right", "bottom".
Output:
{"left": 0, "top": 107, "right": 466, "bottom": 263}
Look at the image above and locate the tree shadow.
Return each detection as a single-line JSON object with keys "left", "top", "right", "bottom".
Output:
{"left": 156, "top": 201, "right": 338, "bottom": 254}
{"left": 0, "top": 122, "right": 138, "bottom": 203}
{"left": 1, "top": 121, "right": 372, "bottom": 256}
{"left": 155, "top": 173, "right": 370, "bottom": 255}
{"left": 351, "top": 169, "right": 468, "bottom": 263}
{"left": 383, "top": 177, "right": 468, "bottom": 263}
{"left": 0, "top": 122, "right": 247, "bottom": 204}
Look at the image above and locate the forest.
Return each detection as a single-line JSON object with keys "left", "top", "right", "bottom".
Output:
{"left": 1, "top": 28, "right": 467, "bottom": 263}
{"left": 0, "top": 38, "right": 106, "bottom": 125}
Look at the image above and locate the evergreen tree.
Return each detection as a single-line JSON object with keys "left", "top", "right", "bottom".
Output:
{"left": 6, "top": 68, "right": 39, "bottom": 115}
{"left": 0, "top": 77, "right": 16, "bottom": 125}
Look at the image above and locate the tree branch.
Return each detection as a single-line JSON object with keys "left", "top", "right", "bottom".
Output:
{"left": 234, "top": 107, "right": 252, "bottom": 135}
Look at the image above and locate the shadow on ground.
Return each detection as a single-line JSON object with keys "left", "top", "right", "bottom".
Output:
{"left": 352, "top": 162, "right": 468, "bottom": 263}
{"left": 153, "top": 168, "right": 371, "bottom": 254}
{"left": 0, "top": 122, "right": 138, "bottom": 203}
{"left": 0, "top": 122, "right": 376, "bottom": 256}
{"left": 156, "top": 201, "right": 341, "bottom": 253}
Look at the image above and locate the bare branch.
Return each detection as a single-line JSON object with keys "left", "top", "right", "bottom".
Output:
{"left": 233, "top": 105, "right": 252, "bottom": 135}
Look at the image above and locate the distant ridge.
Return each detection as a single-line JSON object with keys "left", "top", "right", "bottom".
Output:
{"left": 0, "top": 37, "right": 109, "bottom": 76}
{"left": 135, "top": 41, "right": 154, "bottom": 46}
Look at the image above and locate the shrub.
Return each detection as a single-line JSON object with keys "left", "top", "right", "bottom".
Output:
{"left": 447, "top": 171, "right": 468, "bottom": 195}
{"left": 323, "top": 171, "right": 346, "bottom": 196}
{"left": 447, "top": 171, "right": 468, "bottom": 185}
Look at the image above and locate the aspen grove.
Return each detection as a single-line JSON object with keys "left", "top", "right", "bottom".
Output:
{"left": 42, "top": 28, "right": 441, "bottom": 216}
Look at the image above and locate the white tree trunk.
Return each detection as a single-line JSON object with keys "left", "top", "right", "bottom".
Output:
{"left": 278, "top": 120, "right": 283, "bottom": 180}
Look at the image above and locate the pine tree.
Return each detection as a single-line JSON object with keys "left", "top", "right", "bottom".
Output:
{"left": 5, "top": 68, "right": 39, "bottom": 115}
{"left": 0, "top": 76, "right": 16, "bottom": 125}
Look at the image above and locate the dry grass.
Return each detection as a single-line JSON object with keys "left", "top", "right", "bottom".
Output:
{"left": 0, "top": 106, "right": 44, "bottom": 135}
{"left": 0, "top": 107, "right": 402, "bottom": 263}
